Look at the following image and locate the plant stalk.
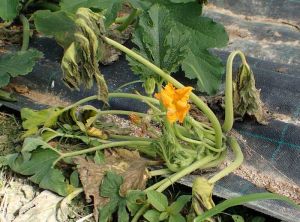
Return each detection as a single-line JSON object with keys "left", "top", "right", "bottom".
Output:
{"left": 208, "top": 137, "right": 243, "bottom": 184}
{"left": 223, "top": 50, "right": 249, "bottom": 132}
{"left": 20, "top": 14, "right": 30, "bottom": 51}
{"left": 103, "top": 37, "right": 223, "bottom": 149}
{"left": 52, "top": 140, "right": 151, "bottom": 167}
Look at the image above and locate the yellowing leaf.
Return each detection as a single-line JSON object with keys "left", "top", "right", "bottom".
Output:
{"left": 21, "top": 107, "right": 64, "bottom": 137}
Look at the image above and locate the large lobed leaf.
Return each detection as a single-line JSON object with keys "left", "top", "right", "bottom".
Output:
{"left": 6, "top": 137, "right": 71, "bottom": 196}
{"left": 0, "top": 49, "right": 43, "bottom": 88}
{"left": 33, "top": 10, "right": 77, "bottom": 48}
{"left": 128, "top": 4, "right": 188, "bottom": 82}
{"left": 0, "top": 0, "right": 20, "bottom": 21}
{"left": 129, "top": 1, "right": 228, "bottom": 95}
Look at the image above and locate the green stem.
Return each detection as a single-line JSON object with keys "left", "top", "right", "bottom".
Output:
{"left": 156, "top": 154, "right": 218, "bottom": 192}
{"left": 116, "top": 9, "right": 141, "bottom": 32}
{"left": 102, "top": 37, "right": 223, "bottom": 149}
{"left": 208, "top": 137, "right": 243, "bottom": 184}
{"left": 174, "top": 125, "right": 223, "bottom": 153}
{"left": 131, "top": 204, "right": 149, "bottom": 222}
{"left": 52, "top": 140, "right": 151, "bottom": 167}
{"left": 109, "top": 134, "right": 153, "bottom": 142}
{"left": 20, "top": 14, "right": 30, "bottom": 51}
{"left": 114, "top": 80, "right": 143, "bottom": 92}
{"left": 194, "top": 193, "right": 300, "bottom": 222}
{"left": 61, "top": 93, "right": 159, "bottom": 113}
{"left": 97, "top": 110, "right": 148, "bottom": 117}
{"left": 223, "top": 51, "right": 249, "bottom": 132}
{"left": 109, "top": 92, "right": 159, "bottom": 104}
{"left": 149, "top": 168, "right": 172, "bottom": 177}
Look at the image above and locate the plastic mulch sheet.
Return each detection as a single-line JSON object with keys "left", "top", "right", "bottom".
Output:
{"left": 1, "top": 37, "right": 300, "bottom": 221}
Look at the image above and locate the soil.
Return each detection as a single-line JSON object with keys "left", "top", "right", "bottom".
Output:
{"left": 6, "top": 83, "right": 71, "bottom": 107}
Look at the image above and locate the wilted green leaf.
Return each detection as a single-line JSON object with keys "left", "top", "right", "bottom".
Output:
{"left": 128, "top": 4, "right": 188, "bottom": 82}
{"left": 146, "top": 190, "right": 168, "bottom": 212}
{"left": 33, "top": 10, "right": 76, "bottom": 47}
{"left": 192, "top": 177, "right": 215, "bottom": 216}
{"left": 21, "top": 107, "right": 64, "bottom": 137}
{"left": 61, "top": 8, "right": 108, "bottom": 102}
{"left": 6, "top": 143, "right": 70, "bottom": 196}
{"left": 0, "top": 0, "right": 20, "bottom": 21}
{"left": 233, "top": 64, "right": 267, "bottom": 124}
{"left": 0, "top": 49, "right": 43, "bottom": 88}
{"left": 21, "top": 137, "right": 53, "bottom": 161}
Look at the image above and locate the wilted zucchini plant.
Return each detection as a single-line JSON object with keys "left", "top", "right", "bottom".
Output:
{"left": 0, "top": 1, "right": 298, "bottom": 222}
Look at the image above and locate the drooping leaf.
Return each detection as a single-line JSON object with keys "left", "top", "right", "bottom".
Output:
{"left": 0, "top": 49, "right": 43, "bottom": 88}
{"left": 61, "top": 8, "right": 108, "bottom": 102}
{"left": 192, "top": 177, "right": 215, "bottom": 216}
{"left": 6, "top": 139, "right": 70, "bottom": 196}
{"left": 21, "top": 107, "right": 64, "bottom": 137}
{"left": 146, "top": 190, "right": 168, "bottom": 212}
{"left": 127, "top": 4, "right": 188, "bottom": 82}
{"left": 233, "top": 64, "right": 268, "bottom": 124}
{"left": 33, "top": 10, "right": 77, "bottom": 48}
{"left": 0, "top": 0, "right": 20, "bottom": 21}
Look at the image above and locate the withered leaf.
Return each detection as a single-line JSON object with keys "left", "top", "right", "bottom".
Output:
{"left": 74, "top": 149, "right": 150, "bottom": 221}
{"left": 61, "top": 8, "right": 108, "bottom": 102}
{"left": 233, "top": 64, "right": 268, "bottom": 124}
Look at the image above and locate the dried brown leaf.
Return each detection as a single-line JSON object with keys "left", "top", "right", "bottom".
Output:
{"left": 74, "top": 149, "right": 150, "bottom": 221}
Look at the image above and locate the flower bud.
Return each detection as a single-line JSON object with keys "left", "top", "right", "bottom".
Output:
{"left": 143, "top": 77, "right": 156, "bottom": 95}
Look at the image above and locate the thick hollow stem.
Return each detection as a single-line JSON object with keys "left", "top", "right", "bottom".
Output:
{"left": 97, "top": 110, "right": 148, "bottom": 117}
{"left": 223, "top": 50, "right": 249, "bottom": 132}
{"left": 61, "top": 93, "right": 159, "bottom": 113}
{"left": 20, "top": 14, "right": 30, "bottom": 51}
{"left": 149, "top": 168, "right": 172, "bottom": 177}
{"left": 156, "top": 154, "right": 218, "bottom": 192}
{"left": 208, "top": 137, "right": 243, "bottom": 184}
{"left": 103, "top": 37, "right": 223, "bottom": 149}
{"left": 52, "top": 140, "right": 151, "bottom": 167}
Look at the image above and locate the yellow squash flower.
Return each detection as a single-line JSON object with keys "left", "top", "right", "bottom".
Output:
{"left": 155, "top": 83, "right": 193, "bottom": 123}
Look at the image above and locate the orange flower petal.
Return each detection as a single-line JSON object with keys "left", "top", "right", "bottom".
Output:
{"left": 156, "top": 83, "right": 193, "bottom": 123}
